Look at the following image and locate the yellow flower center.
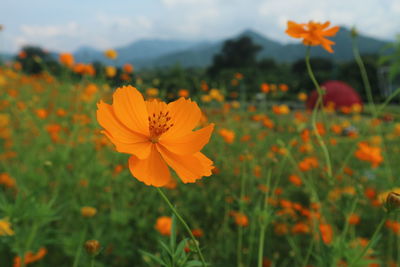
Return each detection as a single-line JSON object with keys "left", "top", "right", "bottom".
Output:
{"left": 148, "top": 111, "right": 174, "bottom": 143}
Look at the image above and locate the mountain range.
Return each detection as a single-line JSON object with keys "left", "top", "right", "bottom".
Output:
{"left": 2, "top": 27, "right": 391, "bottom": 69}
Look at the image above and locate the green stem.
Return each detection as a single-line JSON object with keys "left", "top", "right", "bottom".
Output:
{"left": 257, "top": 170, "right": 272, "bottom": 267}
{"left": 349, "top": 213, "right": 389, "bottom": 266}
{"left": 237, "top": 162, "right": 247, "bottom": 267}
{"left": 237, "top": 224, "right": 243, "bottom": 267}
{"left": 90, "top": 257, "right": 95, "bottom": 267}
{"left": 21, "top": 223, "right": 39, "bottom": 267}
{"left": 351, "top": 35, "right": 376, "bottom": 115}
{"left": 156, "top": 188, "right": 207, "bottom": 267}
{"left": 257, "top": 225, "right": 266, "bottom": 267}
{"left": 352, "top": 34, "right": 393, "bottom": 181}
{"left": 305, "top": 47, "right": 333, "bottom": 179}
{"left": 72, "top": 225, "right": 88, "bottom": 267}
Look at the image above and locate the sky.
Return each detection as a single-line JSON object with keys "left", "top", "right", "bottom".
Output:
{"left": 1, "top": 0, "right": 399, "bottom": 53}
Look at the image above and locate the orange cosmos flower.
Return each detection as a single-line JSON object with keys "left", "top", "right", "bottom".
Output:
{"left": 233, "top": 212, "right": 248, "bottom": 227}
{"left": 298, "top": 157, "right": 318, "bottom": 171}
{"left": 260, "top": 83, "right": 270, "bottom": 93}
{"left": 218, "top": 128, "right": 235, "bottom": 144}
{"left": 286, "top": 21, "right": 340, "bottom": 53}
{"left": 123, "top": 63, "right": 134, "bottom": 73}
{"left": 289, "top": 174, "right": 302, "bottom": 186}
{"left": 13, "top": 248, "right": 47, "bottom": 267}
{"left": 319, "top": 223, "right": 333, "bottom": 245}
{"left": 97, "top": 86, "right": 214, "bottom": 187}
{"left": 155, "top": 216, "right": 172, "bottom": 236}
{"left": 354, "top": 142, "right": 383, "bottom": 168}
{"left": 59, "top": 53, "right": 74, "bottom": 67}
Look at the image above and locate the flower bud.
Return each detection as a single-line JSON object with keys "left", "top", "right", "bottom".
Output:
{"left": 386, "top": 192, "right": 400, "bottom": 212}
{"left": 85, "top": 240, "right": 101, "bottom": 255}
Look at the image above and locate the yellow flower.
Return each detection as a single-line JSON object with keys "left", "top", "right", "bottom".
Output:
{"left": 81, "top": 206, "right": 97, "bottom": 218}
{"left": 105, "top": 66, "right": 117, "bottom": 78}
{"left": 201, "top": 95, "right": 212, "bottom": 103}
{"left": 298, "top": 92, "right": 307, "bottom": 101}
{"left": 104, "top": 49, "right": 118, "bottom": 60}
{"left": 0, "top": 218, "right": 14, "bottom": 236}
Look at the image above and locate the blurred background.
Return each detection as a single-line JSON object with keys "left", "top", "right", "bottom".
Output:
{"left": 1, "top": 0, "right": 400, "bottom": 101}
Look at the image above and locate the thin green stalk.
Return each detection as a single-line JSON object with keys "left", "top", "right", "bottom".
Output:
{"left": 377, "top": 87, "right": 400, "bottom": 114}
{"left": 257, "top": 170, "right": 272, "bottom": 267}
{"left": 352, "top": 35, "right": 376, "bottom": 115}
{"left": 349, "top": 213, "right": 389, "bottom": 267}
{"left": 237, "top": 159, "right": 248, "bottom": 267}
{"left": 237, "top": 223, "right": 244, "bottom": 267}
{"left": 305, "top": 47, "right": 333, "bottom": 179}
{"left": 156, "top": 188, "right": 207, "bottom": 267}
{"left": 90, "top": 257, "right": 95, "bottom": 267}
{"left": 72, "top": 225, "right": 88, "bottom": 267}
{"left": 21, "top": 222, "right": 39, "bottom": 267}
{"left": 352, "top": 33, "right": 393, "bottom": 180}
{"left": 257, "top": 225, "right": 267, "bottom": 267}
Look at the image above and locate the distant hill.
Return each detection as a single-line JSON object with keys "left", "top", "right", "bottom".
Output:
{"left": 73, "top": 39, "right": 199, "bottom": 65}
{"left": 132, "top": 27, "right": 389, "bottom": 69}
{"left": 4, "top": 27, "right": 390, "bottom": 69}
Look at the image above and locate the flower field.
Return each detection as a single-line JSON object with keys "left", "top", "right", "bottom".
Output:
{"left": 0, "top": 21, "right": 400, "bottom": 267}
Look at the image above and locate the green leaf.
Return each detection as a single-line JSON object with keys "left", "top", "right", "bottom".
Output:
{"left": 140, "top": 250, "right": 167, "bottom": 266}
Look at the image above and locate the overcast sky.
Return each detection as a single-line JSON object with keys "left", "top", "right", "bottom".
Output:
{"left": 1, "top": 0, "right": 399, "bottom": 53}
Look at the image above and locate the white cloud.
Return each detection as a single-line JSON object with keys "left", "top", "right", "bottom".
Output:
{"left": 20, "top": 22, "right": 81, "bottom": 38}
{"left": 2, "top": 0, "right": 399, "bottom": 53}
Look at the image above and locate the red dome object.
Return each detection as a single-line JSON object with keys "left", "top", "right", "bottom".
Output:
{"left": 306, "top": 80, "right": 363, "bottom": 110}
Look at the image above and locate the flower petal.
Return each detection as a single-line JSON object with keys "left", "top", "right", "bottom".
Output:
{"left": 128, "top": 145, "right": 171, "bottom": 187}
{"left": 160, "top": 123, "right": 214, "bottom": 155}
{"left": 163, "top": 97, "right": 201, "bottom": 138}
{"left": 102, "top": 130, "right": 151, "bottom": 159}
{"left": 97, "top": 101, "right": 151, "bottom": 159}
{"left": 146, "top": 99, "right": 168, "bottom": 115}
{"left": 323, "top": 26, "right": 340, "bottom": 36}
{"left": 113, "top": 86, "right": 149, "bottom": 136}
{"left": 157, "top": 145, "right": 213, "bottom": 183}
{"left": 286, "top": 21, "right": 306, "bottom": 38}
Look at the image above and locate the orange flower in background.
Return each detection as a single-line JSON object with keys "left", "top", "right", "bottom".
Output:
{"left": 319, "top": 223, "right": 333, "bottom": 245}
{"left": 279, "top": 83, "right": 289, "bottom": 92}
{"left": 233, "top": 212, "right": 248, "bottom": 227}
{"left": 97, "top": 86, "right": 214, "bottom": 187}
{"left": 298, "top": 157, "right": 319, "bottom": 171}
{"left": 13, "top": 248, "right": 47, "bottom": 267}
{"left": 36, "top": 108, "right": 48, "bottom": 119}
{"left": 123, "top": 63, "right": 134, "bottom": 73}
{"left": 218, "top": 128, "right": 235, "bottom": 144}
{"left": 272, "top": 104, "right": 290, "bottom": 115}
{"left": 0, "top": 173, "right": 16, "bottom": 189}
{"left": 0, "top": 217, "right": 14, "bottom": 236}
{"left": 292, "top": 222, "right": 310, "bottom": 234}
{"left": 260, "top": 83, "right": 270, "bottom": 93}
{"left": 348, "top": 214, "right": 360, "bottom": 225}
{"left": 155, "top": 216, "right": 172, "bottom": 236}
{"left": 286, "top": 21, "right": 340, "bottom": 53}
{"left": 59, "top": 53, "right": 74, "bottom": 67}
{"left": 178, "top": 89, "right": 189, "bottom": 98}
{"left": 289, "top": 174, "right": 302, "bottom": 186}
{"left": 354, "top": 142, "right": 383, "bottom": 168}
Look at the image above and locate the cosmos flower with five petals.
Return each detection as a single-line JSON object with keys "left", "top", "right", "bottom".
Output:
{"left": 97, "top": 85, "right": 214, "bottom": 187}
{"left": 286, "top": 21, "right": 340, "bottom": 53}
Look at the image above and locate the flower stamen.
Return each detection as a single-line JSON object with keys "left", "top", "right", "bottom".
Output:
{"left": 148, "top": 111, "right": 173, "bottom": 142}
